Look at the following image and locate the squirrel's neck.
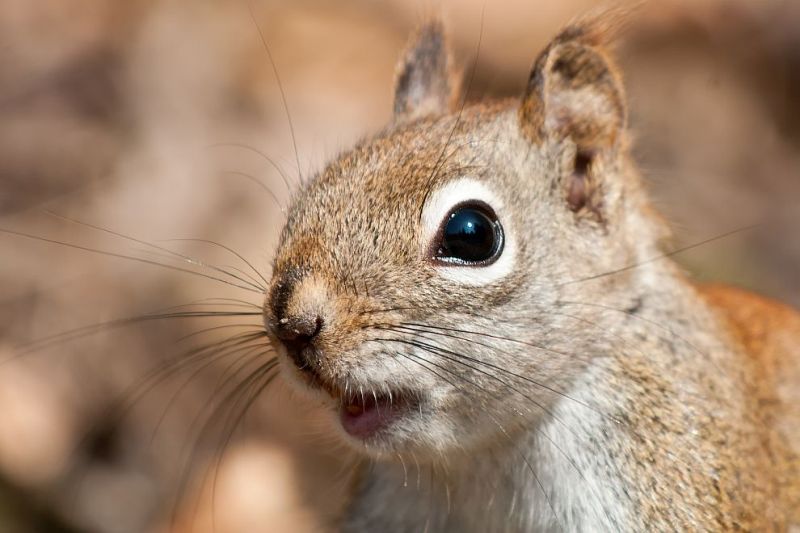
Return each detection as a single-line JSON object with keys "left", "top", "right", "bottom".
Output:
{"left": 342, "top": 267, "right": 772, "bottom": 532}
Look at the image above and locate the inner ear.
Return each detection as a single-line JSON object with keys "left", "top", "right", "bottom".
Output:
{"left": 567, "top": 149, "right": 592, "bottom": 212}
{"left": 393, "top": 21, "right": 461, "bottom": 123}
{"left": 566, "top": 148, "right": 604, "bottom": 221}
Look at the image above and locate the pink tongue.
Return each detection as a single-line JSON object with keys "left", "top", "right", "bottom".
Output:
{"left": 340, "top": 398, "right": 394, "bottom": 439}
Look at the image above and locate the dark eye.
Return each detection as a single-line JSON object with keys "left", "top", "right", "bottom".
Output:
{"left": 434, "top": 202, "right": 504, "bottom": 265}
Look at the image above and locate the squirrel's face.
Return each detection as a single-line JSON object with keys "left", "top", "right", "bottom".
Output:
{"left": 264, "top": 21, "right": 659, "bottom": 459}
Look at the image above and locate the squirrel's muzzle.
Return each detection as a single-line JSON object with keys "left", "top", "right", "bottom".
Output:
{"left": 266, "top": 268, "right": 330, "bottom": 371}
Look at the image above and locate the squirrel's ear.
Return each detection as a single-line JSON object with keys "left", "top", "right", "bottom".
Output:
{"left": 519, "top": 18, "right": 628, "bottom": 220}
{"left": 393, "top": 21, "right": 461, "bottom": 123}
{"left": 519, "top": 21, "right": 626, "bottom": 151}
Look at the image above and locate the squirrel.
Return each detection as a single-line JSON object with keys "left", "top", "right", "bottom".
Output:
{"left": 262, "top": 14, "right": 800, "bottom": 532}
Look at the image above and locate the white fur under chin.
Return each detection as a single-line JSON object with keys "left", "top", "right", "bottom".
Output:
{"left": 526, "top": 365, "right": 630, "bottom": 532}
{"left": 342, "top": 370, "right": 629, "bottom": 532}
{"left": 421, "top": 177, "right": 517, "bottom": 286}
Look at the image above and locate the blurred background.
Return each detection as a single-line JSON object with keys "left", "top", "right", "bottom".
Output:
{"left": 0, "top": 0, "right": 798, "bottom": 531}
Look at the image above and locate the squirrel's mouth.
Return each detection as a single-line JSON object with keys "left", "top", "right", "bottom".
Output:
{"left": 339, "top": 390, "right": 415, "bottom": 439}
{"left": 291, "top": 362, "right": 417, "bottom": 440}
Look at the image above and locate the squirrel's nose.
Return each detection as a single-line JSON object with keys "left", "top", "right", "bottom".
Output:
{"left": 268, "top": 268, "right": 328, "bottom": 369}
{"left": 275, "top": 314, "right": 323, "bottom": 347}
{"left": 273, "top": 313, "right": 324, "bottom": 369}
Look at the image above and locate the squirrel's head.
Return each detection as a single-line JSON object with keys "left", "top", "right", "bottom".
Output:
{"left": 264, "top": 17, "right": 666, "bottom": 459}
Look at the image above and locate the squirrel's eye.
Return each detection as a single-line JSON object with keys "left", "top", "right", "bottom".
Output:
{"left": 434, "top": 203, "right": 504, "bottom": 265}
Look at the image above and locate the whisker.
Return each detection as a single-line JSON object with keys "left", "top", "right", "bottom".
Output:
{"left": 559, "top": 223, "right": 760, "bottom": 286}
{"left": 244, "top": 0, "right": 303, "bottom": 186}
{"left": 208, "top": 142, "right": 293, "bottom": 195}
{"left": 373, "top": 338, "right": 565, "bottom": 530}
{"left": 185, "top": 297, "right": 262, "bottom": 309}
{"left": 384, "top": 324, "right": 612, "bottom": 422}
{"left": 0, "top": 227, "right": 263, "bottom": 293}
{"left": 420, "top": 8, "right": 485, "bottom": 212}
{"left": 173, "top": 356, "right": 278, "bottom": 530}
{"left": 209, "top": 360, "right": 280, "bottom": 530}
{"left": 71, "top": 332, "right": 269, "bottom": 466}
{"left": 9, "top": 309, "right": 264, "bottom": 358}
{"left": 45, "top": 211, "right": 266, "bottom": 292}
{"left": 119, "top": 333, "right": 269, "bottom": 413}
{"left": 177, "top": 323, "right": 265, "bottom": 343}
{"left": 149, "top": 343, "right": 271, "bottom": 445}
{"left": 370, "top": 309, "right": 725, "bottom": 413}
{"left": 377, "top": 323, "right": 703, "bottom": 475}
{"left": 370, "top": 335, "right": 591, "bottom": 441}
{"left": 173, "top": 357, "right": 273, "bottom": 527}
{"left": 161, "top": 237, "right": 270, "bottom": 289}
{"left": 133, "top": 246, "right": 266, "bottom": 292}
{"left": 397, "top": 322, "right": 598, "bottom": 366}
{"left": 220, "top": 170, "right": 287, "bottom": 214}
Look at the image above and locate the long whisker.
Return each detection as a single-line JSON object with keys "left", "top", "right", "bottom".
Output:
{"left": 370, "top": 335, "right": 589, "bottom": 443}
{"left": 419, "top": 7, "right": 485, "bottom": 212}
{"left": 174, "top": 357, "right": 279, "bottom": 530}
{"left": 220, "top": 170, "right": 287, "bottom": 213}
{"left": 115, "top": 333, "right": 269, "bottom": 416}
{"left": 383, "top": 324, "right": 611, "bottom": 423}
{"left": 559, "top": 224, "right": 759, "bottom": 286}
{"left": 44, "top": 211, "right": 266, "bottom": 292}
{"left": 245, "top": 0, "right": 303, "bottom": 186}
{"left": 368, "top": 305, "right": 731, "bottom": 411}
{"left": 72, "top": 332, "right": 269, "bottom": 465}
{"left": 9, "top": 309, "right": 263, "bottom": 357}
{"left": 208, "top": 361, "right": 280, "bottom": 528}
{"left": 377, "top": 323, "right": 703, "bottom": 474}
{"left": 184, "top": 297, "right": 262, "bottom": 309}
{"left": 134, "top": 246, "right": 267, "bottom": 294}
{"left": 208, "top": 142, "right": 293, "bottom": 195}
{"left": 162, "top": 237, "right": 271, "bottom": 290}
{"left": 177, "top": 323, "right": 265, "bottom": 343}
{"left": 173, "top": 356, "right": 275, "bottom": 527}
{"left": 398, "top": 322, "right": 597, "bottom": 366}
{"left": 149, "top": 343, "right": 271, "bottom": 445}
{"left": 0, "top": 227, "right": 263, "bottom": 293}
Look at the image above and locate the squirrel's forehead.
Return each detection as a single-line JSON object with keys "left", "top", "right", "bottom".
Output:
{"left": 280, "top": 109, "right": 517, "bottom": 248}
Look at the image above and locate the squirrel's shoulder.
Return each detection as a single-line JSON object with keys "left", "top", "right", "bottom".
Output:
{"left": 698, "top": 283, "right": 800, "bottom": 356}
{"left": 698, "top": 282, "right": 800, "bottom": 524}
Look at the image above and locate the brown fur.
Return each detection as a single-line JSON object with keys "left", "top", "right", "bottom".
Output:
{"left": 393, "top": 21, "right": 461, "bottom": 123}
{"left": 264, "top": 14, "right": 800, "bottom": 532}
{"left": 700, "top": 284, "right": 800, "bottom": 526}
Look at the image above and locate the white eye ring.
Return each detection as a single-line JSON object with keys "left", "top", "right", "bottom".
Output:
{"left": 421, "top": 177, "right": 516, "bottom": 286}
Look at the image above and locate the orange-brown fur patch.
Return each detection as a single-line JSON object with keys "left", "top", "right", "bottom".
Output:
{"left": 700, "top": 284, "right": 800, "bottom": 526}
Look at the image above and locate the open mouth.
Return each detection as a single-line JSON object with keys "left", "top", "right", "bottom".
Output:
{"left": 288, "top": 358, "right": 417, "bottom": 440}
{"left": 339, "top": 391, "right": 414, "bottom": 440}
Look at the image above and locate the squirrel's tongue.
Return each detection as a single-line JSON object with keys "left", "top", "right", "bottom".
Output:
{"left": 340, "top": 394, "right": 401, "bottom": 439}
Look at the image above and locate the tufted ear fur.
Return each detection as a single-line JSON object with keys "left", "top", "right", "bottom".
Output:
{"left": 393, "top": 21, "right": 461, "bottom": 123}
{"left": 519, "top": 16, "right": 628, "bottom": 219}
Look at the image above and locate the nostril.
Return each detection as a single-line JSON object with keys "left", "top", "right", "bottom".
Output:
{"left": 312, "top": 315, "right": 324, "bottom": 337}
{"left": 274, "top": 315, "right": 324, "bottom": 371}
{"left": 274, "top": 314, "right": 324, "bottom": 352}
{"left": 275, "top": 315, "right": 323, "bottom": 339}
